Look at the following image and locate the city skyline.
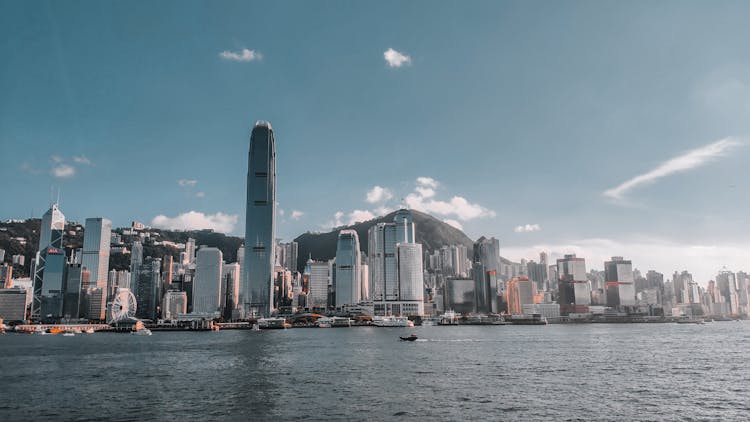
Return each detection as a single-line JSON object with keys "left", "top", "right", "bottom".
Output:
{"left": 3, "top": 1, "right": 750, "bottom": 283}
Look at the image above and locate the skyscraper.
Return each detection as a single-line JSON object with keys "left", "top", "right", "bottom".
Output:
{"left": 556, "top": 254, "right": 590, "bottom": 315}
{"left": 193, "top": 247, "right": 223, "bottom": 314}
{"left": 81, "top": 217, "right": 112, "bottom": 288}
{"left": 335, "top": 230, "right": 361, "bottom": 308}
{"left": 604, "top": 256, "right": 636, "bottom": 308}
{"left": 134, "top": 257, "right": 161, "bottom": 321}
{"left": 31, "top": 203, "right": 66, "bottom": 321}
{"left": 243, "top": 121, "right": 276, "bottom": 317}
{"left": 368, "top": 209, "right": 424, "bottom": 316}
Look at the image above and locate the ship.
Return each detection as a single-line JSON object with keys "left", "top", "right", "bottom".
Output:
{"left": 372, "top": 316, "right": 414, "bottom": 327}
{"left": 258, "top": 317, "right": 292, "bottom": 329}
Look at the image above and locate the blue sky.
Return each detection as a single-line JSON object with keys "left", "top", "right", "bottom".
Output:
{"left": 2, "top": 0, "right": 750, "bottom": 282}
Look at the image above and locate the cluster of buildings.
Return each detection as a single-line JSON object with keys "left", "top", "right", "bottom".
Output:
{"left": 2, "top": 119, "right": 750, "bottom": 325}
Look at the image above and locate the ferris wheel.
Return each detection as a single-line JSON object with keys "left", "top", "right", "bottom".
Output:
{"left": 108, "top": 288, "right": 137, "bottom": 323}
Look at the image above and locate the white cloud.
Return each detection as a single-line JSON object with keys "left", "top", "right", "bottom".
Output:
{"left": 501, "top": 237, "right": 750, "bottom": 286}
{"left": 72, "top": 155, "right": 91, "bottom": 165}
{"left": 348, "top": 209, "right": 375, "bottom": 225}
{"left": 384, "top": 48, "right": 411, "bottom": 68}
{"left": 291, "top": 210, "right": 304, "bottom": 220}
{"left": 604, "top": 137, "right": 743, "bottom": 201}
{"left": 405, "top": 177, "right": 495, "bottom": 221}
{"left": 151, "top": 211, "right": 238, "bottom": 233}
{"left": 195, "top": 192, "right": 205, "bottom": 198}
{"left": 366, "top": 185, "right": 393, "bottom": 203}
{"left": 279, "top": 208, "right": 285, "bottom": 217}
{"left": 51, "top": 155, "right": 63, "bottom": 163}
{"left": 178, "top": 179, "right": 198, "bottom": 187}
{"left": 416, "top": 176, "right": 438, "bottom": 189}
{"left": 443, "top": 219, "right": 463, "bottom": 230}
{"left": 515, "top": 224, "right": 541, "bottom": 233}
{"left": 219, "top": 48, "right": 261, "bottom": 62}
{"left": 51, "top": 163, "right": 75, "bottom": 178}
{"left": 20, "top": 162, "right": 41, "bottom": 175}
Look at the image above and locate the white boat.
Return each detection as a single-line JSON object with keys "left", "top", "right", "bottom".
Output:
{"left": 372, "top": 316, "right": 414, "bottom": 327}
{"left": 132, "top": 328, "right": 152, "bottom": 336}
{"left": 316, "top": 317, "right": 352, "bottom": 328}
{"left": 439, "top": 310, "right": 459, "bottom": 325}
{"left": 62, "top": 331, "right": 75, "bottom": 337}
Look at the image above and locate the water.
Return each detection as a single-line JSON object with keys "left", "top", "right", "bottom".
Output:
{"left": 2, "top": 322, "right": 749, "bottom": 421}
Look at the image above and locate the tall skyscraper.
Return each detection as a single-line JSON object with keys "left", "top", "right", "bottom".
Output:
{"left": 556, "top": 254, "right": 591, "bottom": 315}
{"left": 134, "top": 257, "right": 161, "bottom": 321}
{"left": 81, "top": 217, "right": 112, "bottom": 288}
{"left": 506, "top": 277, "right": 535, "bottom": 315}
{"left": 31, "top": 203, "right": 66, "bottom": 321}
{"left": 604, "top": 256, "right": 636, "bottom": 308}
{"left": 193, "top": 247, "right": 223, "bottom": 314}
{"left": 130, "top": 241, "right": 143, "bottom": 275}
{"left": 243, "top": 120, "right": 276, "bottom": 317}
{"left": 335, "top": 230, "right": 361, "bottom": 308}
{"left": 222, "top": 262, "right": 240, "bottom": 313}
{"left": 368, "top": 209, "right": 424, "bottom": 316}
{"left": 304, "top": 258, "right": 329, "bottom": 310}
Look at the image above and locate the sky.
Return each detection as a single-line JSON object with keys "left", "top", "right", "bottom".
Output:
{"left": 2, "top": 0, "right": 750, "bottom": 283}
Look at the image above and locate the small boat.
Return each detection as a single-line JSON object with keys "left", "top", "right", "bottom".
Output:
{"left": 399, "top": 334, "right": 418, "bottom": 341}
{"left": 62, "top": 331, "right": 75, "bottom": 337}
{"left": 132, "top": 328, "right": 152, "bottom": 336}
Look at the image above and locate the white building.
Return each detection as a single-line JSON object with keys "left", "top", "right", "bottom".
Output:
{"left": 305, "top": 259, "right": 329, "bottom": 309}
{"left": 193, "top": 247, "right": 223, "bottom": 314}
{"left": 81, "top": 217, "right": 112, "bottom": 288}
{"left": 162, "top": 290, "right": 188, "bottom": 320}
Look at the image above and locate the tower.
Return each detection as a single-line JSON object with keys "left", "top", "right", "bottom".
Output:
{"left": 243, "top": 121, "right": 276, "bottom": 317}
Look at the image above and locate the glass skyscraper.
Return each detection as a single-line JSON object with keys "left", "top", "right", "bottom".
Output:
{"left": 243, "top": 121, "right": 276, "bottom": 317}
{"left": 335, "top": 230, "right": 361, "bottom": 308}
{"left": 81, "top": 217, "right": 112, "bottom": 288}
{"left": 31, "top": 203, "right": 66, "bottom": 321}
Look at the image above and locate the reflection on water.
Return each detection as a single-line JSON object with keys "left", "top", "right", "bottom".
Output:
{"left": 1, "top": 323, "right": 749, "bottom": 421}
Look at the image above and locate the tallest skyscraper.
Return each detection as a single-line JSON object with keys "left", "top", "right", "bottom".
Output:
{"left": 243, "top": 121, "right": 277, "bottom": 317}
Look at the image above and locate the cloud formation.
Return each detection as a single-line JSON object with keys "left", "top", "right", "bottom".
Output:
{"left": 72, "top": 155, "right": 91, "bottom": 165}
{"left": 51, "top": 163, "right": 75, "bottom": 178}
{"left": 291, "top": 210, "right": 304, "bottom": 220}
{"left": 515, "top": 224, "right": 541, "bottom": 233}
{"left": 178, "top": 179, "right": 198, "bottom": 187}
{"left": 405, "top": 177, "right": 495, "bottom": 221}
{"left": 384, "top": 48, "right": 411, "bottom": 68}
{"left": 219, "top": 48, "right": 261, "bottom": 62}
{"left": 151, "top": 211, "right": 238, "bottom": 233}
{"left": 443, "top": 219, "right": 463, "bottom": 230}
{"left": 366, "top": 185, "right": 393, "bottom": 203}
{"left": 604, "top": 137, "right": 743, "bottom": 201}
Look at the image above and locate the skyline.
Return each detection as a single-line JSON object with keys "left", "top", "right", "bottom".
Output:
{"left": 3, "top": 1, "right": 750, "bottom": 283}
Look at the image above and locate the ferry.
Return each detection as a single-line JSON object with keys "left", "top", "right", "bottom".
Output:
{"left": 675, "top": 318, "right": 705, "bottom": 324}
{"left": 372, "top": 316, "right": 414, "bottom": 327}
{"left": 438, "top": 310, "right": 460, "bottom": 325}
{"left": 258, "top": 317, "right": 292, "bottom": 329}
{"left": 316, "top": 316, "right": 353, "bottom": 328}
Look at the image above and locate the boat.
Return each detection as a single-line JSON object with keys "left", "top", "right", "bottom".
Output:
{"left": 251, "top": 323, "right": 260, "bottom": 331}
{"left": 62, "top": 331, "right": 75, "bottom": 337}
{"left": 132, "top": 328, "right": 153, "bottom": 336}
{"left": 438, "top": 310, "right": 460, "bottom": 325}
{"left": 676, "top": 318, "right": 705, "bottom": 324}
{"left": 258, "top": 317, "right": 292, "bottom": 329}
{"left": 372, "top": 316, "right": 414, "bottom": 327}
{"left": 399, "top": 334, "right": 418, "bottom": 341}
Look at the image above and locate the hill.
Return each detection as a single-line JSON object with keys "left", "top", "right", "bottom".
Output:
{"left": 293, "top": 209, "right": 474, "bottom": 272}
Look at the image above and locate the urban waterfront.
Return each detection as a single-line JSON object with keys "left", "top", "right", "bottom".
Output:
{"left": 2, "top": 323, "right": 749, "bottom": 421}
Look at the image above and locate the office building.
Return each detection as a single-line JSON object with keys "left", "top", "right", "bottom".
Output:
{"left": 506, "top": 277, "right": 535, "bottom": 315}
{"left": 446, "top": 278, "right": 475, "bottom": 314}
{"left": 193, "top": 247, "right": 223, "bottom": 314}
{"left": 134, "top": 257, "right": 161, "bottom": 321}
{"left": 162, "top": 290, "right": 188, "bottom": 320}
{"left": 0, "top": 288, "right": 28, "bottom": 321}
{"left": 556, "top": 254, "right": 590, "bottom": 315}
{"left": 335, "top": 230, "right": 362, "bottom": 308}
{"left": 604, "top": 256, "right": 636, "bottom": 308}
{"left": 305, "top": 258, "right": 329, "bottom": 310}
{"left": 81, "top": 217, "right": 112, "bottom": 288}
{"left": 221, "top": 262, "right": 240, "bottom": 313}
{"left": 31, "top": 203, "right": 66, "bottom": 321}
{"left": 243, "top": 121, "right": 277, "bottom": 317}
{"left": 1, "top": 263, "right": 12, "bottom": 288}
{"left": 63, "top": 263, "right": 83, "bottom": 319}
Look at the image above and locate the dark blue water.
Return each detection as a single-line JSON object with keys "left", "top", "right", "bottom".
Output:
{"left": 1, "top": 322, "right": 749, "bottom": 421}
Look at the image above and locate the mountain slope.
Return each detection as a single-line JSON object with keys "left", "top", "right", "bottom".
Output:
{"left": 294, "top": 209, "right": 474, "bottom": 272}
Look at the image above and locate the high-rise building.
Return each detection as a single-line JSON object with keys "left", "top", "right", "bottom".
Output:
{"left": 243, "top": 121, "right": 276, "bottom": 317}
{"left": 134, "top": 257, "right": 161, "bottom": 320}
{"left": 369, "top": 209, "right": 424, "bottom": 316}
{"left": 556, "top": 254, "right": 590, "bottom": 315}
{"left": 604, "top": 256, "right": 636, "bottom": 308}
{"left": 474, "top": 237, "right": 500, "bottom": 276}
{"left": 63, "top": 263, "right": 83, "bottom": 319}
{"left": 506, "top": 277, "right": 535, "bottom": 315}
{"left": 162, "top": 290, "right": 187, "bottom": 320}
{"left": 130, "top": 241, "right": 143, "bottom": 275}
{"left": 305, "top": 258, "right": 329, "bottom": 310}
{"left": 193, "top": 247, "right": 223, "bottom": 314}
{"left": 360, "top": 257, "right": 369, "bottom": 301}
{"left": 184, "top": 238, "right": 196, "bottom": 265}
{"left": 221, "top": 262, "right": 240, "bottom": 313}
{"left": 81, "top": 217, "right": 112, "bottom": 288}
{"left": 335, "top": 230, "right": 361, "bottom": 308}
{"left": 1, "top": 263, "right": 12, "bottom": 288}
{"left": 31, "top": 203, "right": 66, "bottom": 321}
{"left": 445, "top": 278, "right": 475, "bottom": 314}
{"left": 0, "top": 288, "right": 28, "bottom": 321}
